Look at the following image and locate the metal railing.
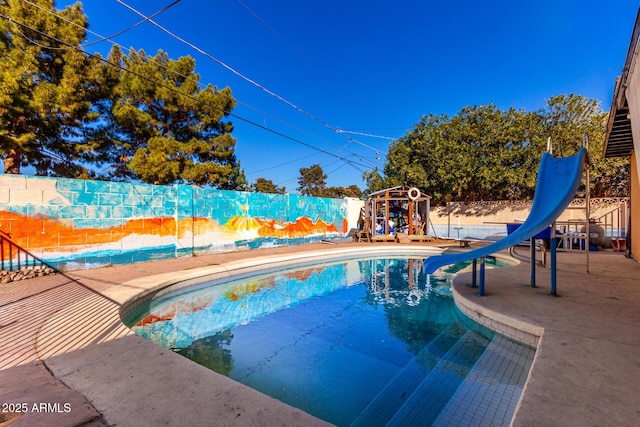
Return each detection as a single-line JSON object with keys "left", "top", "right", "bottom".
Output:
{"left": 0, "top": 229, "right": 56, "bottom": 274}
{"left": 594, "top": 202, "right": 628, "bottom": 239}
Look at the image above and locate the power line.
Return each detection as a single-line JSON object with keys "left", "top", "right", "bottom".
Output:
{"left": 0, "top": 12, "right": 374, "bottom": 171}
{"left": 83, "top": 0, "right": 182, "bottom": 47}
{"left": 274, "top": 159, "right": 352, "bottom": 190}
{"left": 234, "top": 102, "right": 379, "bottom": 167}
{"left": 336, "top": 129, "right": 396, "bottom": 141}
{"left": 20, "top": 0, "right": 181, "bottom": 49}
{"left": 234, "top": 0, "right": 384, "bottom": 127}
{"left": 247, "top": 152, "right": 320, "bottom": 175}
{"left": 18, "top": 0, "right": 380, "bottom": 170}
{"left": 114, "top": 0, "right": 381, "bottom": 156}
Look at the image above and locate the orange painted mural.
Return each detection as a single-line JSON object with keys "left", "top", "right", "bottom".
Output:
{"left": 0, "top": 175, "right": 348, "bottom": 270}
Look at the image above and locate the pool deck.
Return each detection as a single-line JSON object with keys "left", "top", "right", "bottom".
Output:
{"left": 1, "top": 241, "right": 640, "bottom": 426}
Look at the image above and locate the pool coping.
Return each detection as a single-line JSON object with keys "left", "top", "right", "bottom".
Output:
{"left": 115, "top": 245, "right": 447, "bottom": 319}
{"left": 450, "top": 255, "right": 543, "bottom": 350}
{"left": 35, "top": 245, "right": 539, "bottom": 425}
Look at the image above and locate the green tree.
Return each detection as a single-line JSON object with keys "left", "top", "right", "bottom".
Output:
{"left": 541, "top": 94, "right": 628, "bottom": 197}
{"left": 250, "top": 177, "right": 285, "bottom": 194}
{"left": 297, "top": 164, "right": 327, "bottom": 196}
{"left": 297, "top": 164, "right": 362, "bottom": 198}
{"left": 380, "top": 105, "right": 545, "bottom": 204}
{"left": 0, "top": 0, "right": 103, "bottom": 176}
{"left": 323, "top": 184, "right": 363, "bottom": 198}
{"left": 344, "top": 184, "right": 363, "bottom": 198}
{"left": 362, "top": 167, "right": 386, "bottom": 196}
{"left": 371, "top": 95, "right": 627, "bottom": 203}
{"left": 96, "top": 47, "right": 245, "bottom": 188}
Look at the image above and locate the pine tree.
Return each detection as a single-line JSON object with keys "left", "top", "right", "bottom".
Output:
{"left": 0, "top": 0, "right": 102, "bottom": 176}
{"left": 96, "top": 47, "right": 245, "bottom": 188}
{"left": 297, "top": 164, "right": 327, "bottom": 196}
{"left": 250, "top": 177, "right": 286, "bottom": 194}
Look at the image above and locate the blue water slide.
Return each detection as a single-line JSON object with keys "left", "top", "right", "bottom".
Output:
{"left": 423, "top": 148, "right": 587, "bottom": 274}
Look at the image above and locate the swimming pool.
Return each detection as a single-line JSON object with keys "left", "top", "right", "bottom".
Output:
{"left": 123, "top": 256, "right": 534, "bottom": 426}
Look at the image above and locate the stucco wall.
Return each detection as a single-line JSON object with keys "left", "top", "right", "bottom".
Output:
{"left": 0, "top": 175, "right": 349, "bottom": 271}
{"left": 626, "top": 40, "right": 640, "bottom": 185}
{"left": 631, "top": 151, "right": 639, "bottom": 259}
{"left": 624, "top": 34, "right": 640, "bottom": 260}
{"left": 430, "top": 199, "right": 628, "bottom": 240}
{"left": 345, "top": 197, "right": 365, "bottom": 231}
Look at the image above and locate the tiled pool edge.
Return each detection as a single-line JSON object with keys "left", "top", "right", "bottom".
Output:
{"left": 39, "top": 245, "right": 537, "bottom": 427}
{"left": 450, "top": 256, "right": 544, "bottom": 349}
{"left": 449, "top": 255, "right": 543, "bottom": 427}
{"left": 115, "top": 245, "right": 446, "bottom": 319}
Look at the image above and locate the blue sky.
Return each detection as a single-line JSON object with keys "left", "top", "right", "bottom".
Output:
{"left": 60, "top": 0, "right": 638, "bottom": 191}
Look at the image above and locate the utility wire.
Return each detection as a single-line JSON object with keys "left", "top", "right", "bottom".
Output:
{"left": 20, "top": 0, "right": 181, "bottom": 49}
{"left": 263, "top": 0, "right": 389, "bottom": 125}
{"left": 275, "top": 159, "right": 348, "bottom": 189}
{"left": 234, "top": 0, "right": 382, "bottom": 127}
{"left": 115, "top": 0, "right": 381, "bottom": 156}
{"left": 234, "top": 102, "right": 379, "bottom": 166}
{"left": 335, "top": 129, "right": 396, "bottom": 141}
{"left": 19, "top": 0, "right": 380, "bottom": 184}
{"left": 83, "top": 0, "right": 182, "bottom": 47}
{"left": 247, "top": 152, "right": 320, "bottom": 175}
{"left": 18, "top": 0, "right": 379, "bottom": 169}
{"left": 0, "top": 12, "right": 373, "bottom": 171}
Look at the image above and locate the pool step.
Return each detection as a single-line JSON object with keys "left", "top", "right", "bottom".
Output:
{"left": 386, "top": 329, "right": 491, "bottom": 427}
{"left": 350, "top": 322, "right": 467, "bottom": 427}
{"left": 432, "top": 334, "right": 535, "bottom": 427}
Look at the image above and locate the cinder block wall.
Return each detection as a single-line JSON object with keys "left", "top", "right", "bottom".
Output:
{"left": 0, "top": 175, "right": 348, "bottom": 271}
{"left": 430, "top": 199, "right": 629, "bottom": 240}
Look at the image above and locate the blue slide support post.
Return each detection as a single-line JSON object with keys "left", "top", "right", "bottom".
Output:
{"left": 478, "top": 257, "right": 485, "bottom": 296}
{"left": 471, "top": 258, "right": 477, "bottom": 288}
{"left": 550, "top": 222, "right": 558, "bottom": 295}
{"left": 423, "top": 148, "right": 587, "bottom": 294}
{"left": 530, "top": 237, "right": 536, "bottom": 288}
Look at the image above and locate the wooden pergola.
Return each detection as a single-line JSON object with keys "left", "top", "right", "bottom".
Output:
{"left": 364, "top": 185, "right": 431, "bottom": 242}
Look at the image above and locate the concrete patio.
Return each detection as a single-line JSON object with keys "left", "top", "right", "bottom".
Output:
{"left": 1, "top": 242, "right": 639, "bottom": 426}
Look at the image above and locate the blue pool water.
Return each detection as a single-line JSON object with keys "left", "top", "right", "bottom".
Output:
{"left": 124, "top": 257, "right": 532, "bottom": 426}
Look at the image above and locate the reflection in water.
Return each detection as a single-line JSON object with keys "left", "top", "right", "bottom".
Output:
{"left": 125, "top": 257, "right": 497, "bottom": 426}
{"left": 176, "top": 329, "right": 235, "bottom": 376}
{"left": 127, "top": 263, "right": 350, "bottom": 350}
{"left": 359, "top": 258, "right": 457, "bottom": 354}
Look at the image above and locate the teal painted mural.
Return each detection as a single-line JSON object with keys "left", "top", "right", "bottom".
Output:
{"left": 0, "top": 175, "right": 348, "bottom": 271}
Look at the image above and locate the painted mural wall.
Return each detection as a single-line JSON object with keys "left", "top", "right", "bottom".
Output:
{"left": 0, "top": 175, "right": 348, "bottom": 271}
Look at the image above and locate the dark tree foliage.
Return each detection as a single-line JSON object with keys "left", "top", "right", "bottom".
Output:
{"left": 0, "top": 0, "right": 105, "bottom": 177}
{"left": 323, "top": 185, "right": 363, "bottom": 199}
{"left": 297, "top": 164, "right": 362, "bottom": 198}
{"left": 297, "top": 163, "right": 327, "bottom": 196}
{"left": 250, "top": 177, "right": 285, "bottom": 194}
{"left": 542, "top": 94, "right": 628, "bottom": 198}
{"left": 367, "top": 95, "right": 628, "bottom": 203}
{"left": 90, "top": 46, "right": 246, "bottom": 188}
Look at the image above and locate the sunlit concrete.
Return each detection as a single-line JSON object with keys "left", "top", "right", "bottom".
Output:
{"left": 1, "top": 241, "right": 639, "bottom": 426}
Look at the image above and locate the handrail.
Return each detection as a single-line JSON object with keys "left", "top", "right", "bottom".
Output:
{"left": 0, "top": 232, "right": 57, "bottom": 278}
